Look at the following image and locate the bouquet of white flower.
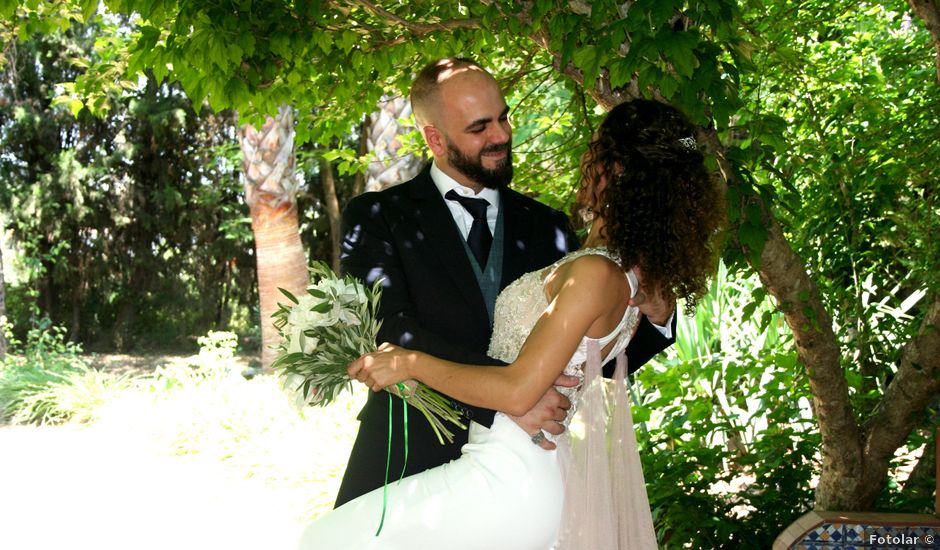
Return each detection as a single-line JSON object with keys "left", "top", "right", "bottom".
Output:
{"left": 271, "top": 261, "right": 466, "bottom": 445}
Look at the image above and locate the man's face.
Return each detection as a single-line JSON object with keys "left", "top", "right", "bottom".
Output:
{"left": 431, "top": 70, "right": 514, "bottom": 190}
{"left": 444, "top": 135, "right": 512, "bottom": 190}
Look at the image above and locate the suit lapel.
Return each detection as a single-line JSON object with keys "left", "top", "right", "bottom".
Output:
{"left": 408, "top": 171, "right": 490, "bottom": 326}
{"left": 499, "top": 189, "right": 534, "bottom": 289}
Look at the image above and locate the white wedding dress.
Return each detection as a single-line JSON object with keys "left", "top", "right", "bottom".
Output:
{"left": 298, "top": 248, "right": 657, "bottom": 549}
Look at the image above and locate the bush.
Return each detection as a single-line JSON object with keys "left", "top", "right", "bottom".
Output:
{"left": 0, "top": 318, "right": 129, "bottom": 424}
{"left": 636, "top": 265, "right": 817, "bottom": 548}
{"left": 192, "top": 330, "right": 239, "bottom": 374}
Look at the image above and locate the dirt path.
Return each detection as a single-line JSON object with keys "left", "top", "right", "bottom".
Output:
{"left": 85, "top": 352, "right": 256, "bottom": 376}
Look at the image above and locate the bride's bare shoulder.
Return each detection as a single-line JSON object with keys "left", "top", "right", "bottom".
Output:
{"left": 545, "top": 253, "right": 627, "bottom": 300}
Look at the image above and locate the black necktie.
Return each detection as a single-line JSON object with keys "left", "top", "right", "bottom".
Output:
{"left": 445, "top": 189, "right": 492, "bottom": 267}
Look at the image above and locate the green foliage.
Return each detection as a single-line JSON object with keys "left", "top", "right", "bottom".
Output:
{"left": 733, "top": 0, "right": 939, "bottom": 412}
{"left": 3, "top": 1, "right": 745, "bottom": 147}
{"left": 12, "top": 363, "right": 132, "bottom": 424}
{"left": 0, "top": 318, "right": 93, "bottom": 423}
{"left": 509, "top": 68, "right": 595, "bottom": 210}
{"left": 191, "top": 330, "right": 240, "bottom": 374}
{"left": 0, "top": 1, "right": 750, "bottom": 328}
{"left": 0, "top": 24, "right": 258, "bottom": 350}
{"left": 637, "top": 266, "right": 816, "bottom": 546}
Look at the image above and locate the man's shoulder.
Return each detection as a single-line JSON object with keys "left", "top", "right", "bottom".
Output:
{"left": 502, "top": 187, "right": 568, "bottom": 221}
{"left": 344, "top": 169, "right": 430, "bottom": 212}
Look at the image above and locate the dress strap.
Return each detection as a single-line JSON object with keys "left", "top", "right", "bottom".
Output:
{"left": 625, "top": 269, "right": 638, "bottom": 300}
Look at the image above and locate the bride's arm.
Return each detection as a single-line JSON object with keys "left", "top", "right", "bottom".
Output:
{"left": 348, "top": 256, "right": 628, "bottom": 416}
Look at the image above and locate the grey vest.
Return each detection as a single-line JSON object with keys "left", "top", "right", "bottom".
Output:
{"left": 458, "top": 205, "right": 504, "bottom": 326}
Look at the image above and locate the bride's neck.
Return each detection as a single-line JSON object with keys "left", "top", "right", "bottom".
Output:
{"left": 581, "top": 217, "right": 608, "bottom": 249}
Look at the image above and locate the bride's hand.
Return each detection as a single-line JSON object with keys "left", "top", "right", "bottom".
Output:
{"left": 347, "top": 342, "right": 420, "bottom": 392}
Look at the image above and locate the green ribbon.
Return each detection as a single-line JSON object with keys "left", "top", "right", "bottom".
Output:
{"left": 375, "top": 383, "right": 410, "bottom": 536}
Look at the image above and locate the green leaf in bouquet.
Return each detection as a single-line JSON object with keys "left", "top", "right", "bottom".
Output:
{"left": 278, "top": 287, "right": 300, "bottom": 304}
{"left": 270, "top": 260, "right": 464, "bottom": 443}
{"left": 306, "top": 287, "right": 327, "bottom": 299}
{"left": 270, "top": 351, "right": 306, "bottom": 369}
{"left": 307, "top": 261, "right": 332, "bottom": 277}
{"left": 312, "top": 301, "right": 332, "bottom": 314}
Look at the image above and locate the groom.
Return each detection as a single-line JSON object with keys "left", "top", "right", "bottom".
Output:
{"left": 335, "top": 58, "right": 675, "bottom": 507}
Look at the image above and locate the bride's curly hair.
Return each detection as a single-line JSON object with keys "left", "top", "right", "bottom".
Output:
{"left": 580, "top": 99, "right": 725, "bottom": 314}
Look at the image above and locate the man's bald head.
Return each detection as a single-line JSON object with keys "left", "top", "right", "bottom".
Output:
{"left": 409, "top": 58, "right": 513, "bottom": 191}
{"left": 410, "top": 58, "right": 497, "bottom": 127}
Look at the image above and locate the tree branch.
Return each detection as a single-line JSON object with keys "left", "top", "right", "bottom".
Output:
{"left": 907, "top": 0, "right": 940, "bottom": 83}
{"left": 500, "top": 46, "right": 540, "bottom": 91}
{"left": 351, "top": 0, "right": 481, "bottom": 34}
{"left": 528, "top": 28, "right": 639, "bottom": 109}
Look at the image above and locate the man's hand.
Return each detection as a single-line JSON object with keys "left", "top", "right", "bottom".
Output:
{"left": 630, "top": 266, "right": 675, "bottom": 327}
{"left": 508, "top": 374, "right": 580, "bottom": 450}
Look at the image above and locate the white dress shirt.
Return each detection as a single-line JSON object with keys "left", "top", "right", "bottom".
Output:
{"left": 430, "top": 162, "right": 499, "bottom": 239}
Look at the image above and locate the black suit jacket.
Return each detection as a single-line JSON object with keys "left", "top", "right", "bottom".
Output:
{"left": 334, "top": 167, "right": 673, "bottom": 507}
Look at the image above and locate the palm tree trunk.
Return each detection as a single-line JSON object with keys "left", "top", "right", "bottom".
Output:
{"left": 240, "top": 105, "right": 309, "bottom": 370}
{"left": 363, "top": 96, "right": 425, "bottom": 192}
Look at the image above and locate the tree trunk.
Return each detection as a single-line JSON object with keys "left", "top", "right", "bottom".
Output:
{"left": 111, "top": 301, "right": 135, "bottom": 352}
{"left": 249, "top": 201, "right": 308, "bottom": 369}
{"left": 216, "top": 258, "right": 232, "bottom": 328}
{"left": 698, "top": 124, "right": 867, "bottom": 509}
{"left": 363, "top": 96, "right": 424, "bottom": 192}
{"left": 319, "top": 157, "right": 342, "bottom": 273}
{"left": 240, "top": 105, "right": 309, "bottom": 371}
{"left": 908, "top": 0, "right": 940, "bottom": 83}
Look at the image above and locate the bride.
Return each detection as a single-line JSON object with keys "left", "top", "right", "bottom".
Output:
{"left": 299, "top": 98, "right": 725, "bottom": 549}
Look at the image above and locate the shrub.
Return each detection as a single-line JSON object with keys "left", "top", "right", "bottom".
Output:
{"left": 0, "top": 318, "right": 130, "bottom": 424}
{"left": 636, "top": 265, "right": 817, "bottom": 547}
{"left": 0, "top": 318, "right": 87, "bottom": 423}
{"left": 192, "top": 330, "right": 239, "bottom": 374}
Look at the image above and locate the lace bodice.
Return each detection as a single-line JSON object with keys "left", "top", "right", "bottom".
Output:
{"left": 487, "top": 248, "right": 641, "bottom": 426}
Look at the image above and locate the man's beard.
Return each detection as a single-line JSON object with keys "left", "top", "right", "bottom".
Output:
{"left": 446, "top": 140, "right": 513, "bottom": 189}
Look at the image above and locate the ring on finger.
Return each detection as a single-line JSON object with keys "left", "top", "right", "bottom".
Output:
{"left": 530, "top": 431, "right": 546, "bottom": 445}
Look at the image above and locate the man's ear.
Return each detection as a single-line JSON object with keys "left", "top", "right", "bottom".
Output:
{"left": 422, "top": 125, "right": 447, "bottom": 157}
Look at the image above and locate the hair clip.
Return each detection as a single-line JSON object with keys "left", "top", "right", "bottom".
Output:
{"left": 678, "top": 136, "right": 697, "bottom": 150}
